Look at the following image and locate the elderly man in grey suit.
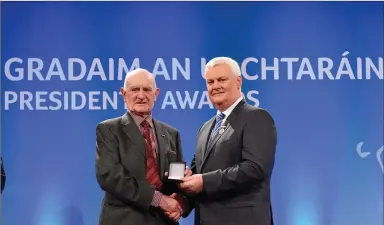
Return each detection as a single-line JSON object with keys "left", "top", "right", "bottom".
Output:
{"left": 95, "top": 69, "right": 188, "bottom": 225}
{"left": 179, "top": 57, "right": 277, "bottom": 225}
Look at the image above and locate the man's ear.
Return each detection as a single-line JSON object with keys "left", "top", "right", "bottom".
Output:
{"left": 236, "top": 76, "right": 242, "bottom": 90}
{"left": 120, "top": 87, "right": 125, "bottom": 96}
{"left": 154, "top": 88, "right": 160, "bottom": 101}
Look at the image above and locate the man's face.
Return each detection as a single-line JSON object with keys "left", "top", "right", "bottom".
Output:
{"left": 205, "top": 64, "right": 242, "bottom": 110}
{"left": 120, "top": 73, "right": 159, "bottom": 116}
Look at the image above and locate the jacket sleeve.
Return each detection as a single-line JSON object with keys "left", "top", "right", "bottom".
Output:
{"left": 181, "top": 153, "right": 197, "bottom": 218}
{"left": 95, "top": 123, "right": 155, "bottom": 211}
{"left": 172, "top": 130, "right": 196, "bottom": 218}
{"left": 181, "top": 124, "right": 205, "bottom": 217}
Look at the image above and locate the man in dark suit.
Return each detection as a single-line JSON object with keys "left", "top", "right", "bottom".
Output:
{"left": 1, "top": 157, "right": 5, "bottom": 193}
{"left": 179, "top": 57, "right": 277, "bottom": 225}
{"left": 96, "top": 69, "right": 188, "bottom": 225}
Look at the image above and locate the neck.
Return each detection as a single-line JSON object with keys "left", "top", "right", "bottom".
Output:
{"left": 129, "top": 110, "right": 151, "bottom": 118}
{"left": 216, "top": 104, "right": 228, "bottom": 112}
{"left": 216, "top": 94, "right": 242, "bottom": 112}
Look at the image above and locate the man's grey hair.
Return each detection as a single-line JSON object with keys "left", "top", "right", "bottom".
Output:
{"left": 123, "top": 68, "right": 157, "bottom": 90}
{"left": 204, "top": 57, "right": 242, "bottom": 77}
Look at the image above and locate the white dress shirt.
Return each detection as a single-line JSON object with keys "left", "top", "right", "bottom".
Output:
{"left": 217, "top": 96, "right": 244, "bottom": 125}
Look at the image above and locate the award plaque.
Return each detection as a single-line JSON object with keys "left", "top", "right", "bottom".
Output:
{"left": 167, "top": 161, "right": 186, "bottom": 182}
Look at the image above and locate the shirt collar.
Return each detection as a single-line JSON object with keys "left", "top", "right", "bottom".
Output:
{"left": 128, "top": 111, "right": 154, "bottom": 128}
{"left": 217, "top": 96, "right": 243, "bottom": 118}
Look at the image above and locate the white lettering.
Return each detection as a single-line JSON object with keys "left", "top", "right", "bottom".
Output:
{"left": 356, "top": 57, "right": 363, "bottom": 79}
{"left": 297, "top": 58, "right": 316, "bottom": 80}
{"left": 3, "top": 91, "right": 121, "bottom": 110}
{"left": 68, "top": 58, "right": 86, "bottom": 81}
{"left": 4, "top": 91, "right": 18, "bottom": 109}
{"left": 88, "top": 58, "right": 107, "bottom": 80}
{"left": 172, "top": 58, "right": 190, "bottom": 80}
{"left": 281, "top": 58, "right": 299, "bottom": 80}
{"left": 198, "top": 91, "right": 213, "bottom": 109}
{"left": 176, "top": 91, "right": 199, "bottom": 109}
{"left": 35, "top": 92, "right": 48, "bottom": 110}
{"left": 153, "top": 58, "right": 170, "bottom": 80}
{"left": 3, "top": 57, "right": 382, "bottom": 84}
{"left": 261, "top": 58, "right": 279, "bottom": 80}
{"left": 4, "top": 58, "right": 24, "bottom": 81}
{"left": 50, "top": 91, "right": 62, "bottom": 110}
{"left": 162, "top": 91, "right": 178, "bottom": 109}
{"left": 246, "top": 90, "right": 260, "bottom": 107}
{"left": 118, "top": 58, "right": 140, "bottom": 80}
{"left": 89, "top": 91, "right": 101, "bottom": 110}
{"left": 161, "top": 91, "right": 215, "bottom": 110}
{"left": 336, "top": 51, "right": 355, "bottom": 80}
{"left": 241, "top": 57, "right": 259, "bottom": 80}
{"left": 318, "top": 58, "right": 334, "bottom": 80}
{"left": 28, "top": 58, "right": 44, "bottom": 81}
{"left": 201, "top": 58, "right": 207, "bottom": 78}
{"left": 20, "top": 91, "right": 34, "bottom": 110}
{"left": 366, "top": 57, "right": 383, "bottom": 80}
{"left": 46, "top": 58, "right": 66, "bottom": 81}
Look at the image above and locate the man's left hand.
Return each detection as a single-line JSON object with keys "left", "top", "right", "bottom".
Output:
{"left": 164, "top": 193, "right": 186, "bottom": 221}
{"left": 179, "top": 174, "right": 203, "bottom": 194}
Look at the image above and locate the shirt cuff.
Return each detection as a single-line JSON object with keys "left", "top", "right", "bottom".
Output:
{"left": 151, "top": 190, "right": 164, "bottom": 207}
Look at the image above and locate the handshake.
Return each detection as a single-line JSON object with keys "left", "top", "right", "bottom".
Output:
{"left": 160, "top": 166, "right": 204, "bottom": 222}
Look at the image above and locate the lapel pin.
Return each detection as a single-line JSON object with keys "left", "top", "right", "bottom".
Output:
{"left": 219, "top": 128, "right": 225, "bottom": 135}
{"left": 161, "top": 134, "right": 165, "bottom": 137}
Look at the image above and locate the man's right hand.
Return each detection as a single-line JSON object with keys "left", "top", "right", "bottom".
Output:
{"left": 184, "top": 166, "right": 193, "bottom": 177}
{"left": 159, "top": 195, "right": 182, "bottom": 221}
{"left": 176, "top": 167, "right": 193, "bottom": 190}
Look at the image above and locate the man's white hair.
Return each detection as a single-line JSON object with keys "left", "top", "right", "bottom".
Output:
{"left": 204, "top": 57, "right": 242, "bottom": 77}
{"left": 123, "top": 68, "right": 157, "bottom": 90}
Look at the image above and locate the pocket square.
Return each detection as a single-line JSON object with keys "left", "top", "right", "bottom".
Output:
{"left": 166, "top": 150, "right": 177, "bottom": 156}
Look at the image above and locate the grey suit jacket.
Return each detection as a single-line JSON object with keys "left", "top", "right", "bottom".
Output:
{"left": 186, "top": 100, "right": 277, "bottom": 225}
{"left": 96, "top": 112, "right": 184, "bottom": 225}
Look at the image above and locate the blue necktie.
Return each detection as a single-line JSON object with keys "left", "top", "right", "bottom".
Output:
{"left": 211, "top": 113, "right": 225, "bottom": 139}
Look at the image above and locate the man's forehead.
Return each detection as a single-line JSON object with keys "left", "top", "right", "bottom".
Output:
{"left": 127, "top": 83, "right": 153, "bottom": 88}
{"left": 206, "top": 64, "right": 233, "bottom": 76}
{"left": 205, "top": 71, "right": 233, "bottom": 80}
{"left": 126, "top": 74, "right": 153, "bottom": 84}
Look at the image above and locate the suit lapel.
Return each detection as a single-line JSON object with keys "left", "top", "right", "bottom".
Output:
{"left": 201, "top": 99, "right": 246, "bottom": 171}
{"left": 204, "top": 124, "right": 230, "bottom": 159}
{"left": 153, "top": 120, "right": 168, "bottom": 181}
{"left": 201, "top": 124, "right": 230, "bottom": 171}
{"left": 197, "top": 118, "right": 215, "bottom": 173}
{"left": 120, "top": 113, "right": 146, "bottom": 156}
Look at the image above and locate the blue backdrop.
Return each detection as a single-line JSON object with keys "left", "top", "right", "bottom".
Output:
{"left": 1, "top": 2, "right": 383, "bottom": 225}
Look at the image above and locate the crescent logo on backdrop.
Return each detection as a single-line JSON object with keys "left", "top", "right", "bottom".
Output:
{"left": 356, "top": 141, "right": 383, "bottom": 173}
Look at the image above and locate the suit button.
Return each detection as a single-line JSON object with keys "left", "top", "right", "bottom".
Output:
{"left": 200, "top": 220, "right": 204, "bottom": 224}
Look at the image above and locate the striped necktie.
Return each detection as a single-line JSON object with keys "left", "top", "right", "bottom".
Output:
{"left": 141, "top": 120, "right": 162, "bottom": 190}
{"left": 211, "top": 113, "right": 225, "bottom": 139}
